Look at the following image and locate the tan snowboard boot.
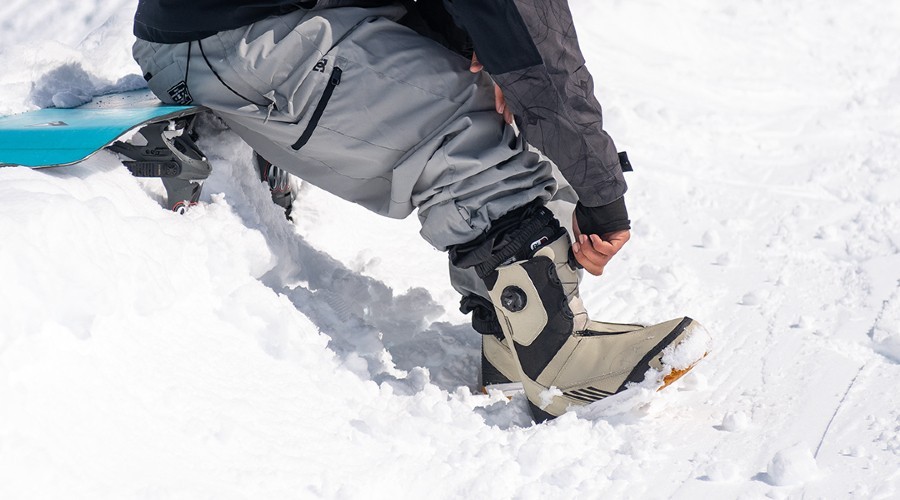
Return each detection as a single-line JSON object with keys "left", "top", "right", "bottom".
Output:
{"left": 481, "top": 319, "right": 656, "bottom": 397}
{"left": 484, "top": 234, "right": 709, "bottom": 422}
{"left": 480, "top": 333, "right": 522, "bottom": 396}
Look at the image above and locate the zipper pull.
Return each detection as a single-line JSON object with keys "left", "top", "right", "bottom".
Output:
{"left": 330, "top": 67, "right": 343, "bottom": 86}
{"left": 263, "top": 90, "right": 277, "bottom": 123}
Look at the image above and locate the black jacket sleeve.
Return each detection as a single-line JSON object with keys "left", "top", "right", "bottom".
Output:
{"left": 437, "top": 0, "right": 629, "bottom": 210}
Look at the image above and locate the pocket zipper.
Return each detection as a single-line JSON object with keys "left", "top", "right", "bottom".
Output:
{"left": 292, "top": 66, "right": 343, "bottom": 150}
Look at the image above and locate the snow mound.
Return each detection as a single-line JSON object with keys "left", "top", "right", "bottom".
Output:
{"left": 765, "top": 445, "right": 820, "bottom": 487}
{"left": 701, "top": 460, "right": 740, "bottom": 482}
{"left": 720, "top": 411, "right": 751, "bottom": 432}
{"left": 30, "top": 62, "right": 145, "bottom": 108}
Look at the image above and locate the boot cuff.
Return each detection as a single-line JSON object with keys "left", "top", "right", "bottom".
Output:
{"left": 449, "top": 201, "right": 563, "bottom": 279}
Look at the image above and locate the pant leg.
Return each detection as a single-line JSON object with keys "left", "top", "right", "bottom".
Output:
{"left": 133, "top": 4, "right": 555, "bottom": 251}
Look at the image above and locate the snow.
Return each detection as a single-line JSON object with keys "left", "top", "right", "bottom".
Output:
{"left": 30, "top": 62, "right": 146, "bottom": 108}
{"left": 719, "top": 411, "right": 751, "bottom": 433}
{"left": 660, "top": 322, "right": 712, "bottom": 371}
{"left": 765, "top": 445, "right": 821, "bottom": 487}
{"left": 1, "top": 0, "right": 900, "bottom": 498}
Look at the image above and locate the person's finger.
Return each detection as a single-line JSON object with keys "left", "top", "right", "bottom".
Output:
{"left": 573, "top": 248, "right": 606, "bottom": 276}
{"left": 576, "top": 234, "right": 612, "bottom": 269}
{"left": 603, "top": 230, "right": 631, "bottom": 250}
{"left": 589, "top": 234, "right": 618, "bottom": 257}
{"left": 571, "top": 215, "right": 607, "bottom": 274}
{"left": 470, "top": 53, "right": 483, "bottom": 73}
{"left": 579, "top": 247, "right": 611, "bottom": 269}
{"left": 494, "top": 84, "right": 505, "bottom": 114}
{"left": 571, "top": 227, "right": 631, "bottom": 276}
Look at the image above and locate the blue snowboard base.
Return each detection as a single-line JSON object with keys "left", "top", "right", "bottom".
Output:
{"left": 0, "top": 90, "right": 203, "bottom": 168}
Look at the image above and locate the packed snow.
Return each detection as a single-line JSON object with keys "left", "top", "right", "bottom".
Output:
{"left": 1, "top": 0, "right": 899, "bottom": 498}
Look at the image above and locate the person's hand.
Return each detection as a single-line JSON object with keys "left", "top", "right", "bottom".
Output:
{"left": 470, "top": 53, "right": 513, "bottom": 124}
{"left": 572, "top": 212, "right": 631, "bottom": 276}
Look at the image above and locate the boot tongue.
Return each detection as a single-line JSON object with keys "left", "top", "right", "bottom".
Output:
{"left": 531, "top": 237, "right": 556, "bottom": 260}
{"left": 525, "top": 225, "right": 566, "bottom": 261}
{"left": 489, "top": 219, "right": 564, "bottom": 269}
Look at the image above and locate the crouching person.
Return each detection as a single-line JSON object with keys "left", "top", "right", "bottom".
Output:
{"left": 132, "top": 0, "right": 706, "bottom": 422}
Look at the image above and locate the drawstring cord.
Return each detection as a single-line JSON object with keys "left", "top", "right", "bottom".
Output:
{"left": 197, "top": 38, "right": 274, "bottom": 120}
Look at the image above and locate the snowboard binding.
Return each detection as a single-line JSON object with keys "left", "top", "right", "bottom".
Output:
{"left": 255, "top": 152, "right": 295, "bottom": 220}
{"left": 109, "top": 115, "right": 211, "bottom": 213}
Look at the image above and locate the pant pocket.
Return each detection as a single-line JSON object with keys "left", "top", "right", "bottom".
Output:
{"left": 291, "top": 65, "right": 342, "bottom": 150}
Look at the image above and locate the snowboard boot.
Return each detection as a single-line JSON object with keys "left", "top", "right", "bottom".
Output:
{"left": 255, "top": 152, "right": 295, "bottom": 220}
{"left": 482, "top": 332, "right": 523, "bottom": 397}
{"left": 460, "top": 294, "right": 524, "bottom": 396}
{"left": 453, "top": 203, "right": 709, "bottom": 423}
{"left": 468, "top": 293, "right": 671, "bottom": 402}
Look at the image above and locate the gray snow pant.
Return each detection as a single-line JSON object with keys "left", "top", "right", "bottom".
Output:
{"left": 132, "top": 4, "right": 556, "bottom": 252}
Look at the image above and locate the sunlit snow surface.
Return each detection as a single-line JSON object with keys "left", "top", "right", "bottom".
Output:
{"left": 1, "top": 1, "right": 899, "bottom": 498}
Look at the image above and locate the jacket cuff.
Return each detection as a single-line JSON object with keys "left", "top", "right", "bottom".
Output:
{"left": 574, "top": 197, "right": 631, "bottom": 236}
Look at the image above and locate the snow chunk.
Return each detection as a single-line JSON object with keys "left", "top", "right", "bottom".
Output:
{"left": 701, "top": 230, "right": 721, "bottom": 249}
{"left": 840, "top": 445, "right": 865, "bottom": 458}
{"left": 715, "top": 252, "right": 734, "bottom": 266}
{"left": 539, "top": 386, "right": 564, "bottom": 410}
{"left": 765, "top": 444, "right": 820, "bottom": 486}
{"left": 740, "top": 291, "right": 762, "bottom": 306}
{"left": 790, "top": 315, "right": 814, "bottom": 330}
{"left": 676, "top": 371, "right": 708, "bottom": 391}
{"left": 871, "top": 292, "right": 900, "bottom": 363}
{"left": 30, "top": 62, "right": 146, "bottom": 109}
{"left": 720, "top": 411, "right": 751, "bottom": 432}
{"left": 701, "top": 460, "right": 740, "bottom": 482}
{"left": 30, "top": 63, "right": 95, "bottom": 108}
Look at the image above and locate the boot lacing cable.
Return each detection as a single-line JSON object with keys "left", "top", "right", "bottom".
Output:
{"left": 555, "top": 259, "right": 590, "bottom": 330}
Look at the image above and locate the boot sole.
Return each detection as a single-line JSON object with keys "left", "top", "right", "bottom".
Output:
{"left": 480, "top": 382, "right": 524, "bottom": 398}
{"left": 659, "top": 349, "right": 709, "bottom": 391}
{"left": 657, "top": 319, "right": 711, "bottom": 391}
{"left": 483, "top": 353, "right": 705, "bottom": 402}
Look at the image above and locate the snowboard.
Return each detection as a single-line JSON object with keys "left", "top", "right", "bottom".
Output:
{"left": 0, "top": 90, "right": 210, "bottom": 211}
{"left": 0, "top": 90, "right": 202, "bottom": 167}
